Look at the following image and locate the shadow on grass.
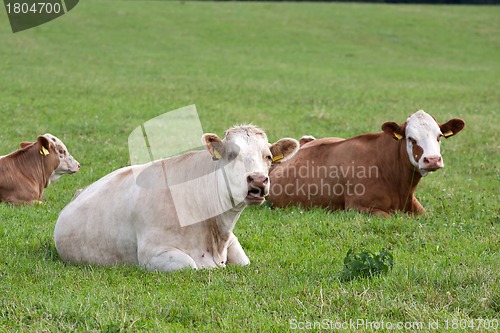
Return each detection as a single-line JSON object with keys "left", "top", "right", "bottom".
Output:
{"left": 27, "top": 236, "right": 61, "bottom": 263}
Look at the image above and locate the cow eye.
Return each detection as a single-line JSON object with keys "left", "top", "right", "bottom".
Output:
{"left": 408, "top": 137, "right": 417, "bottom": 145}
{"left": 265, "top": 155, "right": 273, "bottom": 162}
{"left": 227, "top": 152, "right": 238, "bottom": 161}
{"left": 437, "top": 134, "right": 443, "bottom": 142}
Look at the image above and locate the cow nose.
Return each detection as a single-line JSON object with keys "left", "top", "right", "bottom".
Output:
{"left": 423, "top": 156, "right": 443, "bottom": 170}
{"left": 247, "top": 173, "right": 269, "bottom": 187}
{"left": 77, "top": 163, "right": 81, "bottom": 169}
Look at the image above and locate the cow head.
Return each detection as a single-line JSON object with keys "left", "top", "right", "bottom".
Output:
{"left": 43, "top": 134, "right": 80, "bottom": 183}
{"left": 34, "top": 135, "right": 61, "bottom": 173}
{"left": 21, "top": 134, "right": 80, "bottom": 183}
{"left": 382, "top": 110, "right": 465, "bottom": 176}
{"left": 19, "top": 134, "right": 80, "bottom": 183}
{"left": 203, "top": 125, "right": 299, "bottom": 205}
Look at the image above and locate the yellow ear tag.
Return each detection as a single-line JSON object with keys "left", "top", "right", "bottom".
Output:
{"left": 213, "top": 149, "right": 222, "bottom": 160}
{"left": 40, "top": 147, "right": 50, "bottom": 156}
{"left": 272, "top": 154, "right": 284, "bottom": 163}
{"left": 443, "top": 130, "right": 453, "bottom": 138}
{"left": 393, "top": 132, "right": 403, "bottom": 140}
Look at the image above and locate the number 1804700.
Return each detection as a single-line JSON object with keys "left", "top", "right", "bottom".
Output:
{"left": 5, "top": 2, "right": 62, "bottom": 14}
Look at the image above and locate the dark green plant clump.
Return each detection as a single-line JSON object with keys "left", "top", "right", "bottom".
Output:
{"left": 340, "top": 248, "right": 394, "bottom": 281}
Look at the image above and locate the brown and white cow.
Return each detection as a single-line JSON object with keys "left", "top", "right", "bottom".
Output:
{"left": 54, "top": 125, "right": 299, "bottom": 272}
{"left": 0, "top": 136, "right": 60, "bottom": 205}
{"left": 20, "top": 133, "right": 80, "bottom": 184}
{"left": 268, "top": 110, "right": 465, "bottom": 217}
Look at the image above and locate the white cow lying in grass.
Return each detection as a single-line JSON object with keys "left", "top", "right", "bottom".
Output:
{"left": 54, "top": 125, "right": 299, "bottom": 272}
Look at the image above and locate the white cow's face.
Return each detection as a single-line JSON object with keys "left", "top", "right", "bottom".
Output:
{"left": 43, "top": 134, "right": 80, "bottom": 182}
{"left": 203, "top": 126, "right": 299, "bottom": 206}
{"left": 382, "top": 110, "right": 465, "bottom": 177}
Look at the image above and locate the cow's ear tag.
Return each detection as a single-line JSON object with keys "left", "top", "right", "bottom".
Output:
{"left": 40, "top": 147, "right": 50, "bottom": 156}
{"left": 393, "top": 132, "right": 403, "bottom": 140}
{"left": 213, "top": 149, "right": 222, "bottom": 160}
{"left": 272, "top": 154, "right": 284, "bottom": 163}
{"left": 443, "top": 130, "right": 453, "bottom": 138}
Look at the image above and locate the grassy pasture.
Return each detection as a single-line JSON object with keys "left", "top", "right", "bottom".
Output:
{"left": 0, "top": 1, "right": 499, "bottom": 331}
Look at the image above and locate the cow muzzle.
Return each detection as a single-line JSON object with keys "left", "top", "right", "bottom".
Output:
{"left": 245, "top": 173, "right": 269, "bottom": 204}
{"left": 421, "top": 155, "right": 443, "bottom": 172}
{"left": 69, "top": 162, "right": 81, "bottom": 173}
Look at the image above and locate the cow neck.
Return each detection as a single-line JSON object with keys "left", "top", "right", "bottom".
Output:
{"left": 216, "top": 204, "right": 245, "bottom": 233}
{"left": 213, "top": 158, "right": 247, "bottom": 231}
{"left": 14, "top": 145, "right": 52, "bottom": 190}
{"left": 208, "top": 208, "right": 244, "bottom": 267}
{"left": 397, "top": 137, "right": 422, "bottom": 211}
{"left": 380, "top": 134, "right": 422, "bottom": 210}
{"left": 205, "top": 158, "right": 245, "bottom": 256}
{"left": 199, "top": 159, "right": 244, "bottom": 266}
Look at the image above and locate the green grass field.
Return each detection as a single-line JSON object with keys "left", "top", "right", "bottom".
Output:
{"left": 1, "top": 1, "right": 499, "bottom": 331}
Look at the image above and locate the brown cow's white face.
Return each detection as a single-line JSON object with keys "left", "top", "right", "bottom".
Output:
{"left": 203, "top": 126, "right": 299, "bottom": 206}
{"left": 382, "top": 110, "right": 465, "bottom": 177}
{"left": 405, "top": 111, "right": 445, "bottom": 176}
{"left": 43, "top": 134, "right": 80, "bottom": 182}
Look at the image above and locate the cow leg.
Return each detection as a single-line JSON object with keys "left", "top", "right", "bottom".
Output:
{"left": 226, "top": 236, "right": 250, "bottom": 266}
{"left": 144, "top": 249, "right": 197, "bottom": 272}
{"left": 369, "top": 209, "right": 390, "bottom": 218}
{"left": 346, "top": 202, "right": 391, "bottom": 218}
{"left": 410, "top": 195, "right": 426, "bottom": 215}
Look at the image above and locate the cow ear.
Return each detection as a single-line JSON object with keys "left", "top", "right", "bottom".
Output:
{"left": 36, "top": 136, "right": 52, "bottom": 156}
{"left": 382, "top": 122, "right": 405, "bottom": 140}
{"left": 299, "top": 135, "right": 316, "bottom": 147}
{"left": 440, "top": 118, "right": 465, "bottom": 138}
{"left": 202, "top": 133, "right": 223, "bottom": 160}
{"left": 269, "top": 138, "right": 299, "bottom": 164}
{"left": 19, "top": 141, "right": 33, "bottom": 149}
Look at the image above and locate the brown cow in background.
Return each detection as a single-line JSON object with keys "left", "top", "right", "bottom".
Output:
{"left": 269, "top": 110, "right": 465, "bottom": 217}
{"left": 0, "top": 136, "right": 60, "bottom": 205}
{"left": 20, "top": 133, "right": 80, "bottom": 185}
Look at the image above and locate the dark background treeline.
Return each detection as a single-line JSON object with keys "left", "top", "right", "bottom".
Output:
{"left": 216, "top": 0, "right": 499, "bottom": 4}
